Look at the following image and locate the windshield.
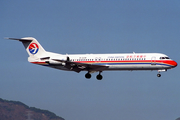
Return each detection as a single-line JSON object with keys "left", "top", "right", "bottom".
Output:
{"left": 160, "top": 57, "right": 170, "bottom": 60}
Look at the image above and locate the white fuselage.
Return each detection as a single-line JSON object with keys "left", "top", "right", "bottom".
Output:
{"left": 29, "top": 52, "right": 177, "bottom": 72}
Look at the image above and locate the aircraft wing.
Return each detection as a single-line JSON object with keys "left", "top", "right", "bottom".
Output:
{"left": 52, "top": 59, "right": 108, "bottom": 73}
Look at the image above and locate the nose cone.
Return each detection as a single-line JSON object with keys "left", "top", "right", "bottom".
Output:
{"left": 172, "top": 60, "right": 178, "bottom": 68}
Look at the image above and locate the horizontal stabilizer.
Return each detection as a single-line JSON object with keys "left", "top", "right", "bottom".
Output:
{"left": 5, "top": 38, "right": 33, "bottom": 41}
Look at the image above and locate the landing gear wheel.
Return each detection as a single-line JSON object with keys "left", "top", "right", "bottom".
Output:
{"left": 96, "top": 74, "right": 103, "bottom": 80}
{"left": 157, "top": 73, "right": 161, "bottom": 77}
{"left": 85, "top": 73, "right": 91, "bottom": 79}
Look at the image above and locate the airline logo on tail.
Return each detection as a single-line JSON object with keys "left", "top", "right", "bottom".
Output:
{"left": 29, "top": 43, "right": 39, "bottom": 54}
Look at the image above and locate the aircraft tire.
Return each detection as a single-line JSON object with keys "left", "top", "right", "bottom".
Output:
{"left": 96, "top": 74, "right": 103, "bottom": 80}
{"left": 85, "top": 73, "right": 91, "bottom": 79}
{"left": 157, "top": 73, "right": 161, "bottom": 77}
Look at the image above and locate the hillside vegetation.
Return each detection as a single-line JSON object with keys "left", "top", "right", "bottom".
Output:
{"left": 0, "top": 98, "right": 65, "bottom": 120}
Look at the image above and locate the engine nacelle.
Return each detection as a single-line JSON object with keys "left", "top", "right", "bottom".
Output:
{"left": 46, "top": 59, "right": 62, "bottom": 65}
{"left": 45, "top": 56, "right": 70, "bottom": 66}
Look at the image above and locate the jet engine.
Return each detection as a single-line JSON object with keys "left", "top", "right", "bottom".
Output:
{"left": 45, "top": 56, "right": 70, "bottom": 66}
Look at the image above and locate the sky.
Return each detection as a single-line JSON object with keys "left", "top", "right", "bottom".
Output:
{"left": 1, "top": 0, "right": 180, "bottom": 120}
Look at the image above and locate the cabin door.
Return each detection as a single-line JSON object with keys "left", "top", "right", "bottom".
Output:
{"left": 151, "top": 56, "right": 156, "bottom": 65}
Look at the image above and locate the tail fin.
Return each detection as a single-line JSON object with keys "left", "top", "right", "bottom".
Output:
{"left": 7, "top": 37, "right": 46, "bottom": 58}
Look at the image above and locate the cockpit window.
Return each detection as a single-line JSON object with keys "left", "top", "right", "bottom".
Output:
{"left": 160, "top": 57, "right": 170, "bottom": 59}
{"left": 160, "top": 57, "right": 165, "bottom": 59}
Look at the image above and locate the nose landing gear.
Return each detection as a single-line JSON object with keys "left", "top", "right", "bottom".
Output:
{"left": 157, "top": 69, "right": 167, "bottom": 77}
{"left": 157, "top": 73, "right": 161, "bottom": 77}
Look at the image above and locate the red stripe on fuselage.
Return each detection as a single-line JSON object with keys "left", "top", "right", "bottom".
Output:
{"left": 76, "top": 60, "right": 177, "bottom": 67}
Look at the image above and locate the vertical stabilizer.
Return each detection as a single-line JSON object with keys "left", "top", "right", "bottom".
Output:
{"left": 7, "top": 37, "right": 46, "bottom": 58}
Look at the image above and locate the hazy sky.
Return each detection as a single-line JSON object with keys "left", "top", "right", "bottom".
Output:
{"left": 1, "top": 1, "right": 180, "bottom": 120}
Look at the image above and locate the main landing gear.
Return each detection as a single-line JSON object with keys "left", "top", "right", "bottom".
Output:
{"left": 85, "top": 72, "right": 103, "bottom": 80}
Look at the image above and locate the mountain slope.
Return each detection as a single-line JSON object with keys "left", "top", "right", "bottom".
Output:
{"left": 0, "top": 98, "right": 65, "bottom": 120}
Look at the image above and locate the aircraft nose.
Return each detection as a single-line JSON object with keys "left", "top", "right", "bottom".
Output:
{"left": 172, "top": 60, "right": 178, "bottom": 68}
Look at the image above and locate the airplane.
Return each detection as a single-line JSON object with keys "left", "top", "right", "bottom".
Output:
{"left": 7, "top": 37, "right": 177, "bottom": 80}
